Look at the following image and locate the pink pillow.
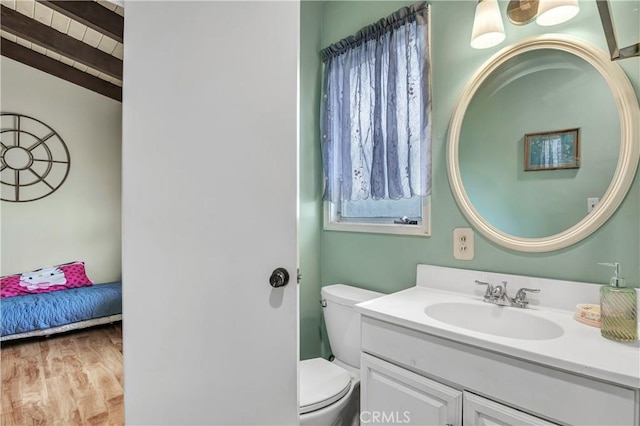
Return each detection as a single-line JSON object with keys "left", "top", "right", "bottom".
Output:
{"left": 1, "top": 261, "right": 93, "bottom": 298}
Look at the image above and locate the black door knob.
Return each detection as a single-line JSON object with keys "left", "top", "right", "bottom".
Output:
{"left": 269, "top": 268, "right": 290, "bottom": 288}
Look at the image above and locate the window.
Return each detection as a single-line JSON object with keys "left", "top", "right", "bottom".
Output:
{"left": 320, "top": 3, "right": 431, "bottom": 236}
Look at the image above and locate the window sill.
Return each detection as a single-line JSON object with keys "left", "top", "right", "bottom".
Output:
{"left": 324, "top": 221, "right": 430, "bottom": 236}
{"left": 323, "top": 199, "right": 431, "bottom": 237}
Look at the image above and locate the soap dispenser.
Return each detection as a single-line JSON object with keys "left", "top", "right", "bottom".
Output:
{"left": 599, "top": 262, "right": 638, "bottom": 342}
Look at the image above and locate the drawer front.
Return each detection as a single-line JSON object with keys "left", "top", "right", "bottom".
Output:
{"left": 362, "top": 317, "right": 638, "bottom": 426}
{"left": 463, "top": 392, "right": 558, "bottom": 426}
{"left": 361, "top": 353, "right": 462, "bottom": 426}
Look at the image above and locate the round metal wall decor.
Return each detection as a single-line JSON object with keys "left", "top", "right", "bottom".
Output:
{"left": 1, "top": 113, "right": 70, "bottom": 202}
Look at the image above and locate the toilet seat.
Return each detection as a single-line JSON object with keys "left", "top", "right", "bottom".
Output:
{"left": 300, "top": 358, "right": 351, "bottom": 414}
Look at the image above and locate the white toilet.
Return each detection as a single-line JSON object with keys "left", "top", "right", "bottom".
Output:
{"left": 300, "top": 284, "right": 383, "bottom": 426}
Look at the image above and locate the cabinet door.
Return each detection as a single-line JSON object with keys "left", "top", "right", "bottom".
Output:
{"left": 361, "top": 353, "right": 462, "bottom": 426}
{"left": 463, "top": 392, "right": 558, "bottom": 426}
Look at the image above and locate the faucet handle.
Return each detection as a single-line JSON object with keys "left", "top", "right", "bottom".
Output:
{"left": 475, "top": 280, "right": 493, "bottom": 298}
{"left": 514, "top": 288, "right": 540, "bottom": 307}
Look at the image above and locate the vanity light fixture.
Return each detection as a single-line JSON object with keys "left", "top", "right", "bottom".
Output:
{"left": 471, "top": 0, "right": 506, "bottom": 49}
{"left": 536, "top": 0, "right": 580, "bottom": 26}
{"left": 471, "top": 0, "right": 581, "bottom": 49}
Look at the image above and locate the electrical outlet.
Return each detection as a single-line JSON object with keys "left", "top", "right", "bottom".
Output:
{"left": 453, "top": 228, "right": 474, "bottom": 260}
{"left": 587, "top": 197, "right": 599, "bottom": 213}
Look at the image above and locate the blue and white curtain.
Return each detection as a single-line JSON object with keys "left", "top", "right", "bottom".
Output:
{"left": 320, "top": 2, "right": 431, "bottom": 203}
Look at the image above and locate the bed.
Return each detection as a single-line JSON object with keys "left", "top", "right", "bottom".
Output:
{"left": 1, "top": 281, "right": 122, "bottom": 342}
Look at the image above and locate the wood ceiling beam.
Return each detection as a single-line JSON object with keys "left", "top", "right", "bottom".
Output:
{"left": 1, "top": 38, "right": 122, "bottom": 102}
{"left": 37, "top": 0, "right": 123, "bottom": 43}
{"left": 0, "top": 5, "right": 122, "bottom": 79}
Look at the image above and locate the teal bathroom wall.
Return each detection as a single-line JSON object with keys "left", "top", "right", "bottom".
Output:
{"left": 300, "top": 0, "right": 640, "bottom": 358}
{"left": 299, "top": 1, "right": 325, "bottom": 359}
{"left": 320, "top": 0, "right": 640, "bottom": 288}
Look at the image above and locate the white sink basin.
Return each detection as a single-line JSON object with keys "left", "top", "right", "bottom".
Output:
{"left": 424, "top": 302, "right": 564, "bottom": 340}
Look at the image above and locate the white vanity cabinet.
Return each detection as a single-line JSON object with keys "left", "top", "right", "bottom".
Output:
{"left": 360, "top": 316, "right": 639, "bottom": 426}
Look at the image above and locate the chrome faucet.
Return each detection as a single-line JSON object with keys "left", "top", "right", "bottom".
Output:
{"left": 474, "top": 280, "right": 540, "bottom": 308}
{"left": 492, "top": 281, "right": 512, "bottom": 306}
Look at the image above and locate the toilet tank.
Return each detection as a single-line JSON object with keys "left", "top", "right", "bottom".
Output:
{"left": 321, "top": 284, "right": 383, "bottom": 369}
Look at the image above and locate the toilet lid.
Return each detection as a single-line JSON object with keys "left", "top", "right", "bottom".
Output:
{"left": 300, "top": 358, "right": 351, "bottom": 414}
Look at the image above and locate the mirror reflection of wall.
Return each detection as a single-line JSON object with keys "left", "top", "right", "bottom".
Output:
{"left": 459, "top": 48, "right": 619, "bottom": 238}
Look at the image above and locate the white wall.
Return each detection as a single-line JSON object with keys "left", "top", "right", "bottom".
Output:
{"left": 1, "top": 57, "right": 122, "bottom": 283}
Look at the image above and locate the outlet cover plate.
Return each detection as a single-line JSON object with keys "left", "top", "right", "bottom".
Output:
{"left": 453, "top": 228, "right": 475, "bottom": 260}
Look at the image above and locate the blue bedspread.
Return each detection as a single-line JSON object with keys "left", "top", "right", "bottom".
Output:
{"left": 0, "top": 282, "right": 122, "bottom": 337}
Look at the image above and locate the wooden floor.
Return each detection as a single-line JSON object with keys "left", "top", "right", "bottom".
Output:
{"left": 1, "top": 323, "right": 124, "bottom": 426}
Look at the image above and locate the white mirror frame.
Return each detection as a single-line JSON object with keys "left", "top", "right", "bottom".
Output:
{"left": 447, "top": 34, "right": 640, "bottom": 253}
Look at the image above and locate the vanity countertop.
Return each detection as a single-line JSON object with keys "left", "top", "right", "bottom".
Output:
{"left": 357, "top": 285, "right": 640, "bottom": 389}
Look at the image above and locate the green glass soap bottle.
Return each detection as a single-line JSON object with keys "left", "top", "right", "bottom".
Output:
{"left": 599, "top": 262, "right": 638, "bottom": 342}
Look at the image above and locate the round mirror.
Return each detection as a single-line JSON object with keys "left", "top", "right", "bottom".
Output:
{"left": 448, "top": 35, "right": 639, "bottom": 252}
